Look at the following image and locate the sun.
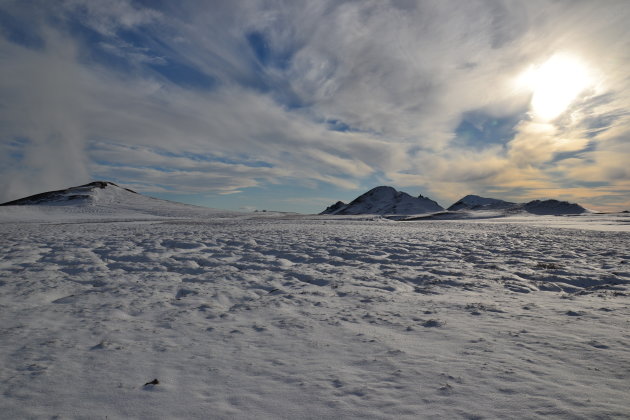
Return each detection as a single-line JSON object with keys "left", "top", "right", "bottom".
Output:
{"left": 518, "top": 53, "right": 594, "bottom": 121}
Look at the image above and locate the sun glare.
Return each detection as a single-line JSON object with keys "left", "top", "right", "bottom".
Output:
{"left": 518, "top": 53, "right": 593, "bottom": 121}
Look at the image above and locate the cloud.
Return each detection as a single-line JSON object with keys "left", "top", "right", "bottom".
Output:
{"left": 0, "top": 0, "right": 629, "bottom": 211}
{"left": 507, "top": 121, "right": 590, "bottom": 167}
{"left": 0, "top": 28, "right": 91, "bottom": 200}
{"left": 61, "top": 0, "right": 162, "bottom": 36}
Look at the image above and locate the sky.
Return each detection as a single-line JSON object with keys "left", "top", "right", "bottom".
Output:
{"left": 1, "top": 0, "right": 629, "bottom": 213}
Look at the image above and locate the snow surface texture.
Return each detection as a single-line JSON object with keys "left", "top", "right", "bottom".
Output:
{"left": 321, "top": 186, "right": 444, "bottom": 215}
{"left": 1, "top": 191, "right": 630, "bottom": 419}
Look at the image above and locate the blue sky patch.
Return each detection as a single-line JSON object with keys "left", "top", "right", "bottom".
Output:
{"left": 148, "top": 60, "right": 216, "bottom": 90}
{"left": 455, "top": 109, "right": 524, "bottom": 150}
{"left": 327, "top": 119, "right": 354, "bottom": 132}
{"left": 552, "top": 142, "right": 596, "bottom": 163}
{"left": 0, "top": 9, "right": 44, "bottom": 49}
{"left": 246, "top": 31, "right": 270, "bottom": 66}
{"left": 246, "top": 30, "right": 293, "bottom": 70}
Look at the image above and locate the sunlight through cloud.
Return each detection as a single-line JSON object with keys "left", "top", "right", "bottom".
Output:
{"left": 518, "top": 53, "right": 594, "bottom": 121}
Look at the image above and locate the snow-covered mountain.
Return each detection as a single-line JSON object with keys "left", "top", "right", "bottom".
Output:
{"left": 0, "top": 181, "right": 238, "bottom": 219}
{"left": 0, "top": 181, "right": 138, "bottom": 206}
{"left": 447, "top": 195, "right": 516, "bottom": 211}
{"left": 321, "top": 186, "right": 444, "bottom": 215}
{"left": 446, "top": 194, "right": 588, "bottom": 215}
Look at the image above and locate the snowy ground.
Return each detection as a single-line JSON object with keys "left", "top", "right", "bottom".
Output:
{"left": 1, "top": 208, "right": 629, "bottom": 419}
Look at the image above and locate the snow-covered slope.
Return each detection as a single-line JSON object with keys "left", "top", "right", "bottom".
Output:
{"left": 0, "top": 181, "right": 135, "bottom": 206}
{"left": 447, "top": 194, "right": 516, "bottom": 211}
{"left": 321, "top": 186, "right": 443, "bottom": 215}
{"left": 0, "top": 181, "right": 242, "bottom": 220}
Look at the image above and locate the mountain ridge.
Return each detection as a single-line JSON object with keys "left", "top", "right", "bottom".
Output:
{"left": 2, "top": 182, "right": 590, "bottom": 217}
{"left": 320, "top": 186, "right": 444, "bottom": 215}
{"left": 322, "top": 189, "right": 589, "bottom": 216}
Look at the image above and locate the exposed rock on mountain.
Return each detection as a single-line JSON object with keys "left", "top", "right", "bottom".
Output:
{"left": 321, "top": 201, "right": 347, "bottom": 215}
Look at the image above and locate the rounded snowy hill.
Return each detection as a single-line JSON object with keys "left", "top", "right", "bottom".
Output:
{"left": 1, "top": 181, "right": 142, "bottom": 206}
{"left": 523, "top": 199, "right": 589, "bottom": 215}
{"left": 0, "top": 181, "right": 240, "bottom": 220}
{"left": 321, "top": 186, "right": 443, "bottom": 216}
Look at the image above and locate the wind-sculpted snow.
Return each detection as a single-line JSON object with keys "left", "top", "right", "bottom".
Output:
{"left": 0, "top": 216, "right": 629, "bottom": 419}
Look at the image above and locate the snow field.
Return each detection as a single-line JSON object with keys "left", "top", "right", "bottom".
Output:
{"left": 0, "top": 217, "right": 629, "bottom": 419}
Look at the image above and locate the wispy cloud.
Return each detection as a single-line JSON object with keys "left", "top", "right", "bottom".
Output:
{"left": 1, "top": 0, "right": 629, "bottom": 211}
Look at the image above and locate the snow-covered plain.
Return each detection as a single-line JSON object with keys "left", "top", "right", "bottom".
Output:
{"left": 1, "top": 193, "right": 629, "bottom": 419}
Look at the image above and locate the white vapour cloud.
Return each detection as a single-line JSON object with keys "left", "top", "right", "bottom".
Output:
{"left": 0, "top": 0, "right": 629, "bottom": 210}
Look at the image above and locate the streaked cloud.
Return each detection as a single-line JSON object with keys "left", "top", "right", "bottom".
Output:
{"left": 1, "top": 0, "right": 628, "bottom": 211}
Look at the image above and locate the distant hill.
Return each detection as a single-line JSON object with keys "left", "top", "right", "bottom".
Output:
{"left": 0, "top": 181, "right": 137, "bottom": 206}
{"left": 522, "top": 199, "right": 588, "bottom": 215}
{"left": 321, "top": 188, "right": 589, "bottom": 218}
{"left": 445, "top": 194, "right": 588, "bottom": 216}
{"left": 447, "top": 195, "right": 516, "bottom": 211}
{"left": 0, "top": 181, "right": 239, "bottom": 219}
{"left": 320, "top": 186, "right": 443, "bottom": 215}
